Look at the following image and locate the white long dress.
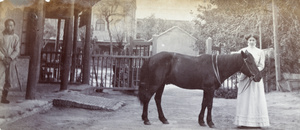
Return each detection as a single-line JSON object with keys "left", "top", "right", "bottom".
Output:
{"left": 234, "top": 47, "right": 270, "bottom": 127}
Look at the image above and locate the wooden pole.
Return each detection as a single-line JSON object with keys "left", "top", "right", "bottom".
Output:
{"left": 82, "top": 8, "right": 92, "bottom": 84}
{"left": 206, "top": 37, "right": 212, "bottom": 54}
{"left": 272, "top": 0, "right": 281, "bottom": 91}
{"left": 259, "top": 21, "right": 262, "bottom": 49}
{"left": 55, "top": 19, "right": 61, "bottom": 51}
{"left": 26, "top": 0, "right": 44, "bottom": 99}
{"left": 70, "top": 12, "right": 79, "bottom": 82}
{"left": 60, "top": 0, "right": 74, "bottom": 90}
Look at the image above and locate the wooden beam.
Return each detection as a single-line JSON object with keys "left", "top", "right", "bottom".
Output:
{"left": 60, "top": 0, "right": 74, "bottom": 90}
{"left": 82, "top": 7, "right": 92, "bottom": 84}
{"left": 55, "top": 18, "right": 61, "bottom": 51}
{"left": 70, "top": 12, "right": 79, "bottom": 82}
{"left": 26, "top": 0, "right": 44, "bottom": 99}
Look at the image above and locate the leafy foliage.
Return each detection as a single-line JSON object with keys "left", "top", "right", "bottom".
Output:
{"left": 193, "top": 0, "right": 300, "bottom": 73}
{"left": 214, "top": 88, "right": 237, "bottom": 99}
{"left": 94, "top": 0, "right": 134, "bottom": 54}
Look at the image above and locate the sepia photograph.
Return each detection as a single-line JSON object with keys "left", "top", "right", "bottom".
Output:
{"left": 0, "top": 0, "right": 299, "bottom": 129}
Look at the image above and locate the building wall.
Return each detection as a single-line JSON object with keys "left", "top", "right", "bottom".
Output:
{"left": 154, "top": 27, "right": 198, "bottom": 56}
{"left": 0, "top": 1, "right": 31, "bottom": 89}
{"left": 0, "top": 1, "right": 25, "bottom": 44}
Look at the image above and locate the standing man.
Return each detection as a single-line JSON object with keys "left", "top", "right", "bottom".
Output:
{"left": 0, "top": 19, "right": 20, "bottom": 104}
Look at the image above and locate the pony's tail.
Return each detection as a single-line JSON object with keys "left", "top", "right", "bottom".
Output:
{"left": 138, "top": 58, "right": 150, "bottom": 105}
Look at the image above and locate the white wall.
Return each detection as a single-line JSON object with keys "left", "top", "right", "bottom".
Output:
{"left": 154, "top": 27, "right": 198, "bottom": 56}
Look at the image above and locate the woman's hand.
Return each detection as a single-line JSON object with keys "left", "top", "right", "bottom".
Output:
{"left": 3, "top": 57, "right": 12, "bottom": 65}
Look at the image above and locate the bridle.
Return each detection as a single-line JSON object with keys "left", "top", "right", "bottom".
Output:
{"left": 239, "top": 56, "right": 260, "bottom": 94}
{"left": 240, "top": 58, "right": 256, "bottom": 77}
{"left": 212, "top": 54, "right": 260, "bottom": 93}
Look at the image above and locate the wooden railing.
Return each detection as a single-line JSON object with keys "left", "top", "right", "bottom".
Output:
{"left": 40, "top": 51, "right": 83, "bottom": 83}
{"left": 90, "top": 54, "right": 148, "bottom": 90}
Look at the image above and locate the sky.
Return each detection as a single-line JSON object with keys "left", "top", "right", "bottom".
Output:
{"left": 136, "top": 0, "right": 206, "bottom": 21}
{"left": 1, "top": 0, "right": 205, "bottom": 21}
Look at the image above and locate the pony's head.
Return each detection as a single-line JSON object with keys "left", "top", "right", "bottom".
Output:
{"left": 240, "top": 50, "right": 262, "bottom": 82}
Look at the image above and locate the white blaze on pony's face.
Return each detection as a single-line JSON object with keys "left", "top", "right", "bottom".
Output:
{"left": 241, "top": 51, "right": 262, "bottom": 82}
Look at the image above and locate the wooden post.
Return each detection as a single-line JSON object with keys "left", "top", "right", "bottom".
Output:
{"left": 206, "top": 37, "right": 212, "bottom": 54}
{"left": 259, "top": 21, "right": 262, "bottom": 49}
{"left": 26, "top": 0, "right": 44, "bottom": 99}
{"left": 272, "top": 0, "right": 281, "bottom": 91}
{"left": 82, "top": 8, "right": 92, "bottom": 84}
{"left": 70, "top": 12, "right": 79, "bottom": 82}
{"left": 60, "top": 0, "right": 74, "bottom": 90}
{"left": 151, "top": 35, "right": 158, "bottom": 55}
{"left": 55, "top": 19, "right": 61, "bottom": 51}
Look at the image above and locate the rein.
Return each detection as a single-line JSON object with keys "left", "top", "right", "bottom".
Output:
{"left": 212, "top": 54, "right": 258, "bottom": 93}
{"left": 212, "top": 54, "right": 222, "bottom": 85}
{"left": 239, "top": 77, "right": 253, "bottom": 94}
{"left": 238, "top": 58, "right": 256, "bottom": 94}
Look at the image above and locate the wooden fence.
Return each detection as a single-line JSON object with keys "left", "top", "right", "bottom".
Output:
{"left": 39, "top": 38, "right": 239, "bottom": 92}
{"left": 40, "top": 51, "right": 82, "bottom": 83}
{"left": 90, "top": 55, "right": 148, "bottom": 90}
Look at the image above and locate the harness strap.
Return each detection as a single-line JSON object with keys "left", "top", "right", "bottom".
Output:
{"left": 212, "top": 55, "right": 222, "bottom": 85}
{"left": 239, "top": 77, "right": 253, "bottom": 94}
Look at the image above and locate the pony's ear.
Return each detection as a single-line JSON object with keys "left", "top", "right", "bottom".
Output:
{"left": 241, "top": 50, "right": 248, "bottom": 59}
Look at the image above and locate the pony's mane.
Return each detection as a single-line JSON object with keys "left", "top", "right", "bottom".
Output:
{"left": 216, "top": 53, "right": 243, "bottom": 79}
{"left": 219, "top": 53, "right": 241, "bottom": 61}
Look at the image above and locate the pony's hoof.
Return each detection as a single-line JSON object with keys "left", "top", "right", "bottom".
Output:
{"left": 208, "top": 123, "right": 215, "bottom": 128}
{"left": 199, "top": 122, "right": 206, "bottom": 126}
{"left": 144, "top": 121, "right": 151, "bottom": 125}
{"left": 209, "top": 124, "right": 216, "bottom": 128}
{"left": 159, "top": 117, "right": 169, "bottom": 124}
{"left": 162, "top": 120, "right": 169, "bottom": 124}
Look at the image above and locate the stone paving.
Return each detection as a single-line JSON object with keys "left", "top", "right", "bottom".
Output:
{"left": 53, "top": 92, "right": 125, "bottom": 111}
{"left": 0, "top": 84, "right": 125, "bottom": 127}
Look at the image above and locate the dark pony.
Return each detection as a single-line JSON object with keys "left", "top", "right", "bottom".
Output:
{"left": 138, "top": 51, "right": 261, "bottom": 128}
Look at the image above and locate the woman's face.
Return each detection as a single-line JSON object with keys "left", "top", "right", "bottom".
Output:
{"left": 247, "top": 37, "right": 256, "bottom": 47}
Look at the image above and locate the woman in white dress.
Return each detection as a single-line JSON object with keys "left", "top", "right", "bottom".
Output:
{"left": 234, "top": 34, "right": 270, "bottom": 128}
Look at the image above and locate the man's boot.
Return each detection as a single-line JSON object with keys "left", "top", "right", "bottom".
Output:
{"left": 1, "top": 90, "right": 10, "bottom": 104}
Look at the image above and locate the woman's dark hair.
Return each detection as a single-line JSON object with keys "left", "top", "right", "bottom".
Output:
{"left": 4, "top": 19, "right": 16, "bottom": 26}
{"left": 245, "top": 34, "right": 259, "bottom": 41}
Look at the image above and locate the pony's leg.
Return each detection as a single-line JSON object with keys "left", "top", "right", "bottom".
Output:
{"left": 206, "top": 90, "right": 215, "bottom": 128}
{"left": 198, "top": 91, "right": 207, "bottom": 126}
{"left": 154, "top": 85, "right": 169, "bottom": 124}
{"left": 142, "top": 97, "right": 151, "bottom": 125}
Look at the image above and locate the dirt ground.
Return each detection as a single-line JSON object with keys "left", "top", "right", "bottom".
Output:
{"left": 1, "top": 85, "right": 300, "bottom": 130}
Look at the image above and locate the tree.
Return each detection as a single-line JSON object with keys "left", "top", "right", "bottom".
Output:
{"left": 94, "top": 0, "right": 134, "bottom": 55}
{"left": 193, "top": 0, "right": 300, "bottom": 91}
{"left": 193, "top": 0, "right": 300, "bottom": 73}
{"left": 193, "top": 0, "right": 273, "bottom": 53}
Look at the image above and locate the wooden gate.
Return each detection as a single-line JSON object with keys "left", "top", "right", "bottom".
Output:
{"left": 90, "top": 40, "right": 152, "bottom": 90}
{"left": 39, "top": 51, "right": 83, "bottom": 83}
{"left": 90, "top": 55, "right": 148, "bottom": 90}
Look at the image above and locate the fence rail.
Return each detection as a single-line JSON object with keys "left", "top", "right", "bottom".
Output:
{"left": 40, "top": 51, "right": 82, "bottom": 83}
{"left": 40, "top": 51, "right": 238, "bottom": 91}
{"left": 90, "top": 54, "right": 148, "bottom": 90}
